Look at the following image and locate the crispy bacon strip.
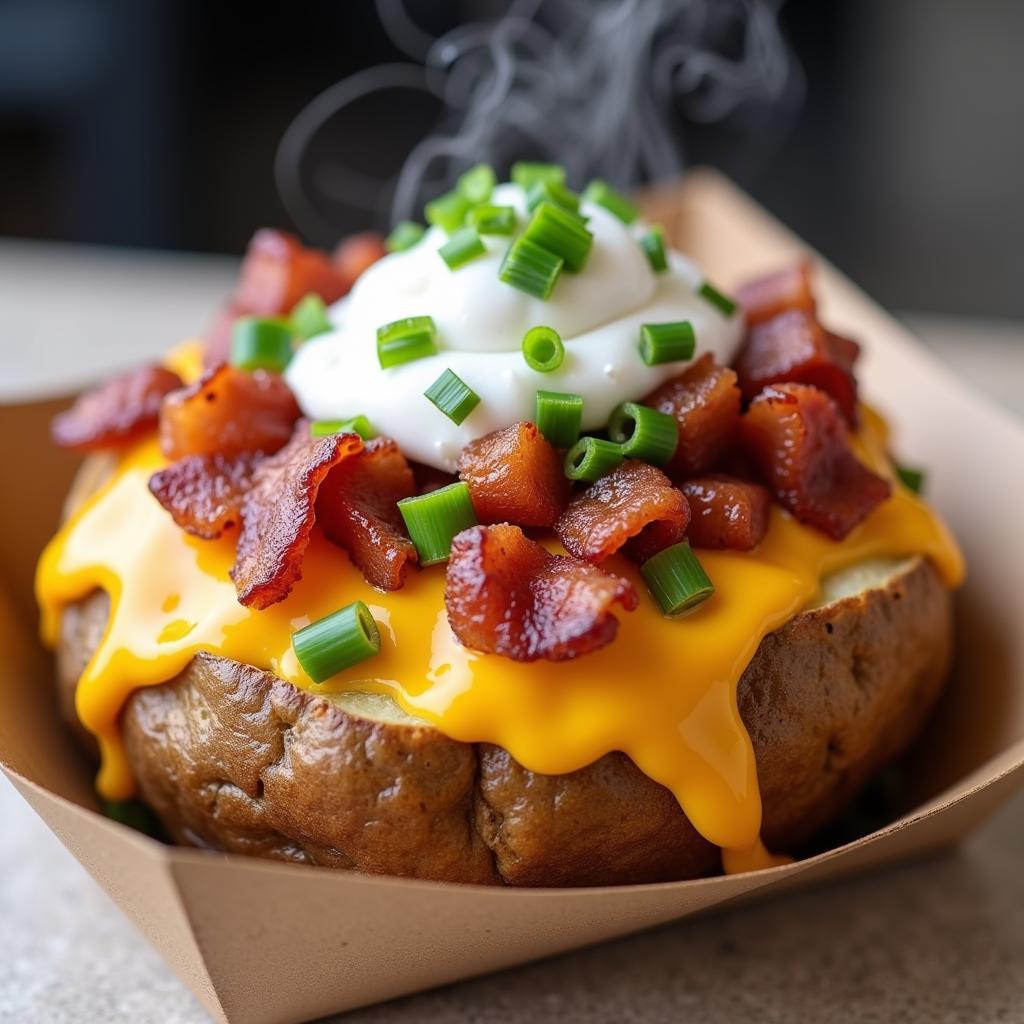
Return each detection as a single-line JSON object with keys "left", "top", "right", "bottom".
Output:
{"left": 742, "top": 383, "right": 891, "bottom": 540}
{"left": 332, "top": 232, "right": 388, "bottom": 292}
{"left": 148, "top": 453, "right": 260, "bottom": 539}
{"left": 317, "top": 437, "right": 419, "bottom": 591}
{"left": 556, "top": 460, "right": 690, "bottom": 565}
{"left": 52, "top": 365, "right": 182, "bottom": 451}
{"left": 446, "top": 525, "right": 638, "bottom": 662}
{"left": 231, "top": 426, "right": 364, "bottom": 608}
{"left": 160, "top": 364, "right": 301, "bottom": 461}
{"left": 737, "top": 261, "right": 816, "bottom": 326}
{"left": 680, "top": 475, "right": 771, "bottom": 551}
{"left": 458, "top": 421, "right": 570, "bottom": 528}
{"left": 735, "top": 309, "right": 860, "bottom": 423}
{"left": 644, "top": 354, "right": 741, "bottom": 478}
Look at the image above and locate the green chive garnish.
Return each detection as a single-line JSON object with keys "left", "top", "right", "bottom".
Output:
{"left": 564, "top": 436, "right": 625, "bottom": 483}
{"left": 439, "top": 226, "right": 487, "bottom": 270}
{"left": 292, "top": 601, "right": 381, "bottom": 684}
{"left": 424, "top": 368, "right": 481, "bottom": 425}
{"left": 511, "top": 161, "right": 566, "bottom": 190}
{"left": 526, "top": 178, "right": 581, "bottom": 215}
{"left": 896, "top": 464, "right": 926, "bottom": 494}
{"left": 231, "top": 317, "right": 294, "bottom": 373}
{"left": 642, "top": 540, "right": 715, "bottom": 615}
{"left": 398, "top": 482, "right": 478, "bottom": 566}
{"left": 310, "top": 415, "right": 376, "bottom": 440}
{"left": 386, "top": 220, "right": 426, "bottom": 252}
{"left": 522, "top": 326, "right": 565, "bottom": 373}
{"left": 582, "top": 179, "right": 638, "bottom": 224}
{"left": 522, "top": 201, "right": 593, "bottom": 273}
{"left": 425, "top": 191, "right": 471, "bottom": 234}
{"left": 498, "top": 236, "right": 564, "bottom": 299}
{"left": 468, "top": 204, "right": 517, "bottom": 235}
{"left": 698, "top": 281, "right": 738, "bottom": 317}
{"left": 291, "top": 293, "right": 332, "bottom": 340}
{"left": 639, "top": 321, "right": 696, "bottom": 366}
{"left": 640, "top": 226, "right": 668, "bottom": 273}
{"left": 535, "top": 390, "right": 583, "bottom": 448}
{"left": 607, "top": 401, "right": 678, "bottom": 466}
{"left": 456, "top": 163, "right": 497, "bottom": 204}
{"left": 376, "top": 316, "right": 438, "bottom": 369}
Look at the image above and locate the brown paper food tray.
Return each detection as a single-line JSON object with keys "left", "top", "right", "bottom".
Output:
{"left": 2, "top": 170, "right": 1023, "bottom": 1024}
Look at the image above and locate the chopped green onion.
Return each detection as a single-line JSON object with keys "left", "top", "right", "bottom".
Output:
{"left": 511, "top": 161, "right": 566, "bottom": 190}
{"left": 398, "top": 482, "right": 478, "bottom": 566}
{"left": 386, "top": 220, "right": 426, "bottom": 252}
{"left": 896, "top": 464, "right": 926, "bottom": 494}
{"left": 582, "top": 179, "right": 638, "bottom": 224}
{"left": 376, "top": 316, "right": 438, "bottom": 369}
{"left": 698, "top": 281, "right": 738, "bottom": 317}
{"left": 439, "top": 226, "right": 487, "bottom": 270}
{"left": 291, "top": 293, "right": 332, "bottom": 340}
{"left": 456, "top": 163, "right": 497, "bottom": 204}
{"left": 564, "top": 436, "right": 625, "bottom": 483}
{"left": 526, "top": 178, "right": 581, "bottom": 215}
{"left": 424, "top": 368, "right": 481, "bottom": 425}
{"left": 468, "top": 204, "right": 517, "bottom": 235}
{"left": 607, "top": 402, "right": 678, "bottom": 465}
{"left": 522, "top": 326, "right": 565, "bottom": 373}
{"left": 231, "top": 317, "right": 294, "bottom": 373}
{"left": 425, "top": 191, "right": 471, "bottom": 234}
{"left": 498, "top": 236, "right": 564, "bottom": 299}
{"left": 641, "top": 540, "right": 715, "bottom": 615}
{"left": 292, "top": 601, "right": 381, "bottom": 684}
{"left": 535, "top": 390, "right": 583, "bottom": 448}
{"left": 310, "top": 415, "right": 376, "bottom": 440}
{"left": 640, "top": 226, "right": 668, "bottom": 273}
{"left": 639, "top": 321, "right": 696, "bottom": 366}
{"left": 522, "top": 201, "right": 593, "bottom": 273}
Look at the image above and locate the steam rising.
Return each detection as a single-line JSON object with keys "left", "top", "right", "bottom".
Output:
{"left": 276, "top": 0, "right": 801, "bottom": 241}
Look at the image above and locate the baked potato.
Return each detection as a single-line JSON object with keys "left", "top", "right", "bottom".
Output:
{"left": 57, "top": 553, "right": 952, "bottom": 886}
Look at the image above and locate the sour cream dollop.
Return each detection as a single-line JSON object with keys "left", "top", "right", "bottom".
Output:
{"left": 286, "top": 184, "right": 743, "bottom": 471}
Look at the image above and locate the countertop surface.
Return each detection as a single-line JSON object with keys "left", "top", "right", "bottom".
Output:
{"left": 2, "top": 239, "right": 1023, "bottom": 1024}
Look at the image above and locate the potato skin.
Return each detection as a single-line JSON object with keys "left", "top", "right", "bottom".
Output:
{"left": 57, "top": 558, "right": 951, "bottom": 886}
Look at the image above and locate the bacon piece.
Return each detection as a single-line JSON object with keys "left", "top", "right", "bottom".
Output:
{"left": 148, "top": 453, "right": 260, "bottom": 539}
{"left": 734, "top": 309, "right": 860, "bottom": 423}
{"left": 317, "top": 437, "right": 419, "bottom": 591}
{"left": 556, "top": 460, "right": 690, "bottom": 565}
{"left": 680, "top": 474, "right": 771, "bottom": 551}
{"left": 737, "top": 261, "right": 816, "bottom": 326}
{"left": 231, "top": 426, "right": 364, "bottom": 608}
{"left": 445, "top": 524, "right": 638, "bottom": 662}
{"left": 644, "top": 354, "right": 742, "bottom": 478}
{"left": 411, "top": 462, "right": 459, "bottom": 495}
{"left": 52, "top": 365, "right": 182, "bottom": 451}
{"left": 458, "top": 421, "right": 570, "bottom": 528}
{"left": 742, "top": 383, "right": 891, "bottom": 540}
{"left": 160, "top": 364, "right": 301, "bottom": 461}
{"left": 332, "top": 232, "right": 388, "bottom": 291}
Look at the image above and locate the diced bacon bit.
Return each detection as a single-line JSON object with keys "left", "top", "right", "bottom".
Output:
{"left": 556, "top": 460, "right": 690, "bottom": 565}
{"left": 159, "top": 364, "right": 301, "bottom": 461}
{"left": 332, "top": 232, "right": 388, "bottom": 292}
{"left": 411, "top": 462, "right": 459, "bottom": 495}
{"left": 51, "top": 365, "right": 183, "bottom": 451}
{"left": 736, "top": 261, "right": 816, "bottom": 326}
{"left": 680, "top": 475, "right": 771, "bottom": 551}
{"left": 734, "top": 309, "right": 860, "bottom": 424}
{"left": 231, "top": 425, "right": 364, "bottom": 609}
{"left": 316, "top": 437, "right": 419, "bottom": 591}
{"left": 741, "top": 383, "right": 891, "bottom": 540}
{"left": 445, "top": 524, "right": 638, "bottom": 662}
{"left": 458, "top": 421, "right": 570, "bottom": 528}
{"left": 644, "top": 354, "right": 742, "bottom": 478}
{"left": 148, "top": 452, "right": 260, "bottom": 539}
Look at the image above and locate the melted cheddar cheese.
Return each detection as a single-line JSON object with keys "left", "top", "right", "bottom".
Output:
{"left": 35, "top": 386, "right": 963, "bottom": 871}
